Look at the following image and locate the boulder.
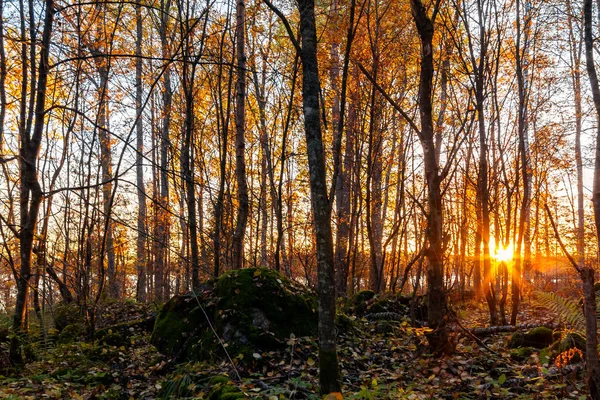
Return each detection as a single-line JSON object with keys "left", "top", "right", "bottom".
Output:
{"left": 343, "top": 290, "right": 376, "bottom": 316}
{"left": 509, "top": 327, "right": 554, "bottom": 349}
{"left": 151, "top": 268, "right": 317, "bottom": 362}
{"left": 343, "top": 291, "right": 427, "bottom": 320}
{"left": 53, "top": 302, "right": 82, "bottom": 332}
{"left": 57, "top": 323, "right": 84, "bottom": 344}
{"left": 98, "top": 331, "right": 128, "bottom": 348}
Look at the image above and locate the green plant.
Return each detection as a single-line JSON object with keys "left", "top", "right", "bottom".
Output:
{"left": 158, "top": 373, "right": 195, "bottom": 399}
{"left": 533, "top": 292, "right": 585, "bottom": 331}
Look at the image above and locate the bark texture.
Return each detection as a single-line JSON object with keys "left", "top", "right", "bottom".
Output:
{"left": 298, "top": 0, "right": 342, "bottom": 392}
{"left": 584, "top": 0, "right": 600, "bottom": 395}
{"left": 410, "top": 0, "right": 449, "bottom": 355}
{"left": 232, "top": 0, "right": 248, "bottom": 270}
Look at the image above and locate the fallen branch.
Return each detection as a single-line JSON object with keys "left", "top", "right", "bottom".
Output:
{"left": 468, "top": 323, "right": 560, "bottom": 337}
{"left": 452, "top": 315, "right": 499, "bottom": 356}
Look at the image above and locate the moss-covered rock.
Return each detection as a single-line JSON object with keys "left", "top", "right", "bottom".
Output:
{"left": 508, "top": 332, "right": 525, "bottom": 348}
{"left": 54, "top": 302, "right": 82, "bottom": 333}
{"left": 344, "top": 290, "right": 376, "bottom": 316}
{"left": 510, "top": 347, "right": 534, "bottom": 361}
{"left": 336, "top": 313, "right": 360, "bottom": 335}
{"left": 368, "top": 295, "right": 407, "bottom": 315}
{"left": 151, "top": 268, "right": 317, "bottom": 362}
{"left": 57, "top": 323, "right": 84, "bottom": 344}
{"left": 343, "top": 291, "right": 427, "bottom": 321}
{"left": 509, "top": 327, "right": 553, "bottom": 349}
{"left": 99, "top": 331, "right": 128, "bottom": 348}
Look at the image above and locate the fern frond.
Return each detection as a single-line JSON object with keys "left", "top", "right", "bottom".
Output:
{"left": 532, "top": 291, "right": 585, "bottom": 332}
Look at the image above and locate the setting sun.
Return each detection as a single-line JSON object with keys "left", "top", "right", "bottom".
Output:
{"left": 489, "top": 238, "right": 514, "bottom": 262}
{"left": 494, "top": 245, "right": 514, "bottom": 262}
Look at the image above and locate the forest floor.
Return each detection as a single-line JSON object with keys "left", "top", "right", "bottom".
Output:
{"left": 0, "top": 298, "right": 590, "bottom": 400}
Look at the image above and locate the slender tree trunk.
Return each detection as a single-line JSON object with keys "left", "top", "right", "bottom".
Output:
{"left": 156, "top": 0, "right": 173, "bottom": 300}
{"left": 251, "top": 37, "right": 276, "bottom": 269}
{"left": 0, "top": 0, "right": 6, "bottom": 152}
{"left": 366, "top": 84, "right": 384, "bottom": 292}
{"left": 567, "top": 0, "right": 585, "bottom": 265}
{"left": 512, "top": 0, "right": 531, "bottom": 325}
{"left": 232, "top": 0, "right": 248, "bottom": 270}
{"left": 411, "top": 0, "right": 449, "bottom": 354}
{"left": 97, "top": 67, "right": 117, "bottom": 298}
{"left": 11, "top": 0, "right": 54, "bottom": 363}
{"left": 213, "top": 16, "right": 234, "bottom": 278}
{"left": 182, "top": 56, "right": 200, "bottom": 288}
{"left": 296, "top": 0, "right": 342, "bottom": 392}
{"left": 335, "top": 101, "right": 354, "bottom": 296}
{"left": 582, "top": 0, "right": 600, "bottom": 396}
{"left": 135, "top": 2, "right": 147, "bottom": 303}
{"left": 86, "top": 3, "right": 118, "bottom": 298}
{"left": 365, "top": 6, "right": 384, "bottom": 293}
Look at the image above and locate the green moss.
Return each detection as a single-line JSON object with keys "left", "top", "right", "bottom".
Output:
{"left": 152, "top": 268, "right": 317, "bottom": 363}
{"left": 57, "top": 323, "right": 84, "bottom": 344}
{"left": 207, "top": 376, "right": 244, "bottom": 400}
{"left": 510, "top": 347, "right": 534, "bottom": 361}
{"left": 97, "top": 316, "right": 154, "bottom": 339}
{"left": 54, "top": 302, "right": 82, "bottom": 332}
{"left": 525, "top": 327, "right": 554, "bottom": 348}
{"left": 213, "top": 268, "right": 317, "bottom": 339}
{"left": 100, "top": 332, "right": 128, "bottom": 348}
{"left": 509, "top": 327, "right": 553, "bottom": 349}
{"left": 336, "top": 313, "right": 359, "bottom": 335}
{"left": 344, "top": 290, "right": 376, "bottom": 316}
{"left": 539, "top": 347, "right": 552, "bottom": 365}
{"left": 368, "top": 296, "right": 398, "bottom": 314}
{"left": 355, "top": 290, "right": 376, "bottom": 303}
{"left": 209, "top": 375, "right": 231, "bottom": 385}
{"left": 509, "top": 332, "right": 524, "bottom": 348}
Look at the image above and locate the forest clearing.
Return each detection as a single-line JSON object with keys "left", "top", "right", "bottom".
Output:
{"left": 4, "top": 0, "right": 600, "bottom": 397}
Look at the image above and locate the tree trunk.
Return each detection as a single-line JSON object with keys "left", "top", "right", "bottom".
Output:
{"left": 182, "top": 53, "right": 200, "bottom": 289}
{"left": 410, "top": 0, "right": 449, "bottom": 355}
{"left": 232, "top": 0, "right": 248, "bottom": 270}
{"left": 213, "top": 16, "right": 234, "bottom": 278}
{"left": 135, "top": 2, "right": 147, "bottom": 303}
{"left": 512, "top": 0, "right": 532, "bottom": 325}
{"left": 566, "top": 0, "right": 585, "bottom": 265}
{"left": 582, "top": 0, "right": 600, "bottom": 395}
{"left": 297, "top": 0, "right": 342, "bottom": 393}
{"left": 85, "top": 3, "right": 118, "bottom": 299}
{"left": 335, "top": 101, "right": 354, "bottom": 296}
{"left": 156, "top": 0, "right": 173, "bottom": 300}
{"left": 0, "top": 0, "right": 6, "bottom": 151}
{"left": 11, "top": 0, "right": 54, "bottom": 363}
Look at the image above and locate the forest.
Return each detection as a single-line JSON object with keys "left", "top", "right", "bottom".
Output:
{"left": 2, "top": 0, "right": 600, "bottom": 397}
